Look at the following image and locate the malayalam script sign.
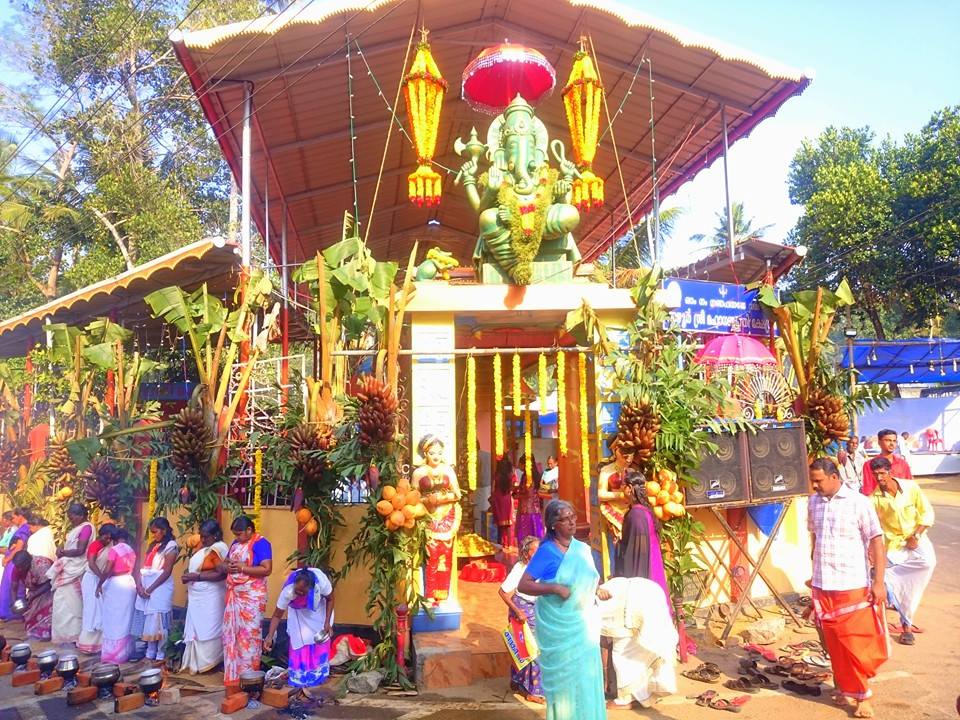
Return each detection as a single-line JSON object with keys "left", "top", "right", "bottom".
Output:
{"left": 663, "top": 278, "right": 773, "bottom": 337}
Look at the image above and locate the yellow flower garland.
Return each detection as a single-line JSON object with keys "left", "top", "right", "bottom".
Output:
{"left": 253, "top": 448, "right": 263, "bottom": 532}
{"left": 512, "top": 352, "right": 521, "bottom": 416}
{"left": 538, "top": 353, "right": 548, "bottom": 416}
{"left": 524, "top": 406, "right": 533, "bottom": 485}
{"left": 557, "top": 351, "right": 567, "bottom": 456}
{"left": 493, "top": 353, "right": 504, "bottom": 458}
{"left": 403, "top": 39, "right": 447, "bottom": 206}
{"left": 579, "top": 353, "right": 590, "bottom": 488}
{"left": 147, "top": 459, "right": 158, "bottom": 520}
{"left": 466, "top": 355, "right": 477, "bottom": 490}
{"left": 562, "top": 50, "right": 605, "bottom": 209}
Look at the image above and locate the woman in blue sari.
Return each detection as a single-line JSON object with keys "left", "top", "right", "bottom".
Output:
{"left": 518, "top": 499, "right": 607, "bottom": 719}
{"left": 0, "top": 508, "right": 31, "bottom": 620}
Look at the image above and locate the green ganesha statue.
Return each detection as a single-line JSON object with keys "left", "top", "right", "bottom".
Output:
{"left": 457, "top": 95, "right": 582, "bottom": 285}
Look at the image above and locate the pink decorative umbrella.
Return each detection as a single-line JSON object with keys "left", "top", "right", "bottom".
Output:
{"left": 695, "top": 334, "right": 777, "bottom": 367}
{"left": 462, "top": 43, "right": 556, "bottom": 115}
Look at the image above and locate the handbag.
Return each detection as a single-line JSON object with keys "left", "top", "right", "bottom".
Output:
{"left": 502, "top": 615, "right": 539, "bottom": 671}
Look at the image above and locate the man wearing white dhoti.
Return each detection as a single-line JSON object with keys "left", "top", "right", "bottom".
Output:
{"left": 868, "top": 456, "right": 936, "bottom": 647}
{"left": 597, "top": 576, "right": 678, "bottom": 710}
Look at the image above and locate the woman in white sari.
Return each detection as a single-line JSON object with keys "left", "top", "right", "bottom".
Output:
{"left": 132, "top": 517, "right": 178, "bottom": 665}
{"left": 46, "top": 504, "right": 94, "bottom": 645}
{"left": 98, "top": 527, "right": 138, "bottom": 664}
{"left": 77, "top": 523, "right": 113, "bottom": 654}
{"left": 180, "top": 520, "right": 228, "bottom": 674}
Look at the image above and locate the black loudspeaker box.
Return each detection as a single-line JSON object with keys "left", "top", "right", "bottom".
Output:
{"left": 686, "top": 430, "right": 750, "bottom": 507}
{"left": 747, "top": 421, "right": 810, "bottom": 502}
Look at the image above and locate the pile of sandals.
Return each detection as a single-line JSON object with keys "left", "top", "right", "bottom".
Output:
{"left": 681, "top": 640, "right": 834, "bottom": 710}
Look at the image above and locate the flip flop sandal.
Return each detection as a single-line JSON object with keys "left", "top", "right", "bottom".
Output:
{"left": 803, "top": 654, "right": 831, "bottom": 668}
{"left": 682, "top": 666, "right": 720, "bottom": 684}
{"left": 724, "top": 677, "right": 758, "bottom": 693}
{"left": 738, "top": 658, "right": 759, "bottom": 672}
{"left": 745, "top": 671, "right": 776, "bottom": 689}
{"left": 708, "top": 697, "right": 744, "bottom": 712}
{"left": 888, "top": 623, "right": 925, "bottom": 634}
{"left": 691, "top": 690, "right": 719, "bottom": 706}
{"left": 729, "top": 695, "right": 753, "bottom": 707}
{"left": 782, "top": 680, "right": 823, "bottom": 697}
{"left": 792, "top": 669, "right": 831, "bottom": 683}
{"left": 701, "top": 662, "right": 721, "bottom": 673}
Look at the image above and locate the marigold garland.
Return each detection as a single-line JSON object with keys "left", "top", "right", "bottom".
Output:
{"left": 524, "top": 406, "right": 533, "bottom": 485}
{"left": 493, "top": 353, "right": 504, "bottom": 458}
{"left": 562, "top": 49, "right": 605, "bottom": 210}
{"left": 146, "top": 459, "right": 158, "bottom": 520}
{"left": 403, "top": 37, "right": 448, "bottom": 206}
{"left": 512, "top": 352, "right": 521, "bottom": 417}
{"left": 538, "top": 353, "right": 548, "bottom": 415}
{"left": 466, "top": 355, "right": 477, "bottom": 490}
{"left": 253, "top": 448, "right": 263, "bottom": 531}
{"left": 557, "top": 351, "right": 567, "bottom": 456}
{"left": 578, "top": 353, "right": 590, "bottom": 488}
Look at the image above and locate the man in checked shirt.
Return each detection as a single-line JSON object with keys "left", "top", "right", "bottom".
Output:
{"left": 808, "top": 457, "right": 889, "bottom": 718}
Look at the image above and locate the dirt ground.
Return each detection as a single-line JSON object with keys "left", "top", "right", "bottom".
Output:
{"left": 0, "top": 475, "right": 955, "bottom": 719}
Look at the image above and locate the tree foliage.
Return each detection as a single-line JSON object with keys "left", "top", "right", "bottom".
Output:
{"left": 0, "top": 0, "right": 265, "bottom": 319}
{"left": 787, "top": 108, "right": 960, "bottom": 338}
{"left": 690, "top": 201, "right": 773, "bottom": 252}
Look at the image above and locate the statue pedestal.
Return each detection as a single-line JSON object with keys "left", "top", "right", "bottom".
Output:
{"left": 480, "top": 259, "right": 574, "bottom": 284}
{"left": 411, "top": 599, "right": 462, "bottom": 633}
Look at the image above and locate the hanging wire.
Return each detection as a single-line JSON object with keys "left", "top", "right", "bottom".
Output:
{"left": 346, "top": 32, "right": 361, "bottom": 224}
{"left": 646, "top": 57, "right": 661, "bottom": 265}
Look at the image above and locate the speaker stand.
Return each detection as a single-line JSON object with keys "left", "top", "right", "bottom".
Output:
{"left": 709, "top": 500, "right": 805, "bottom": 642}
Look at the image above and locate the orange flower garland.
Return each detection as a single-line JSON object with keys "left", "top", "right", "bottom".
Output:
{"left": 146, "top": 459, "right": 158, "bottom": 520}
{"left": 512, "top": 351, "right": 521, "bottom": 417}
{"left": 466, "top": 355, "right": 477, "bottom": 490}
{"left": 493, "top": 353, "right": 504, "bottom": 458}
{"left": 524, "top": 406, "right": 533, "bottom": 484}
{"left": 578, "top": 353, "right": 590, "bottom": 487}
{"left": 557, "top": 351, "right": 567, "bottom": 456}
{"left": 403, "top": 34, "right": 447, "bottom": 206}
{"left": 562, "top": 49, "right": 605, "bottom": 210}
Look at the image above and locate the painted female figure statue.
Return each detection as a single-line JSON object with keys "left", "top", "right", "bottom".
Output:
{"left": 412, "top": 435, "right": 462, "bottom": 603}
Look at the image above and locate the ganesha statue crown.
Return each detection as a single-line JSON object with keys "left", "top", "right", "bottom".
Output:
{"left": 457, "top": 95, "right": 582, "bottom": 285}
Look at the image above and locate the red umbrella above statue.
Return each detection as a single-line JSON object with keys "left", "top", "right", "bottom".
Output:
{"left": 462, "top": 43, "right": 556, "bottom": 115}
{"left": 695, "top": 333, "right": 777, "bottom": 368}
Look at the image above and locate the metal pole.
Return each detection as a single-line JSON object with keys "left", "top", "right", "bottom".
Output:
{"left": 721, "top": 105, "right": 735, "bottom": 263}
{"left": 241, "top": 83, "right": 253, "bottom": 268}
{"left": 280, "top": 205, "right": 290, "bottom": 404}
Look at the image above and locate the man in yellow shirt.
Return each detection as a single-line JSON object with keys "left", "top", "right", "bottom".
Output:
{"left": 868, "top": 456, "right": 936, "bottom": 646}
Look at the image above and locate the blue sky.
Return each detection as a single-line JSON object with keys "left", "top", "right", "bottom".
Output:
{"left": 622, "top": 0, "right": 960, "bottom": 267}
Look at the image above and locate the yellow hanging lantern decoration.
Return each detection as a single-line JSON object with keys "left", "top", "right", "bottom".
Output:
{"left": 578, "top": 353, "right": 591, "bottom": 488}
{"left": 524, "top": 406, "right": 533, "bottom": 484}
{"left": 253, "top": 448, "right": 263, "bottom": 532}
{"left": 512, "top": 352, "right": 521, "bottom": 417}
{"left": 557, "top": 351, "right": 567, "bottom": 456}
{"left": 146, "top": 459, "right": 158, "bottom": 520}
{"left": 538, "top": 353, "right": 548, "bottom": 416}
{"left": 493, "top": 353, "right": 504, "bottom": 458}
{"left": 561, "top": 46, "right": 605, "bottom": 210}
{"left": 466, "top": 355, "right": 477, "bottom": 490}
{"left": 403, "top": 30, "right": 447, "bottom": 207}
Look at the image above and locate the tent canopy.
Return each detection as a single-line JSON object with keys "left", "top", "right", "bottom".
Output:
{"left": 171, "top": 0, "right": 811, "bottom": 271}
{"left": 841, "top": 339, "right": 960, "bottom": 384}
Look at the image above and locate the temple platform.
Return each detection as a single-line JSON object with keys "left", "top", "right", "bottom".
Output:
{"left": 413, "top": 580, "right": 512, "bottom": 690}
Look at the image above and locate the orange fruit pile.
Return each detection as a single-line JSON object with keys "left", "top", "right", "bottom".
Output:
{"left": 645, "top": 468, "right": 686, "bottom": 521}
{"left": 375, "top": 478, "right": 428, "bottom": 531}
{"left": 295, "top": 507, "right": 319, "bottom": 536}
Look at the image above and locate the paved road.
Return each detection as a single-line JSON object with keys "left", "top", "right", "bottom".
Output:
{"left": 0, "top": 476, "right": 956, "bottom": 719}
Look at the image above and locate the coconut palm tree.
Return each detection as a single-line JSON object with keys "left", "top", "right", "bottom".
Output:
{"left": 691, "top": 201, "right": 773, "bottom": 253}
{"left": 595, "top": 206, "right": 684, "bottom": 286}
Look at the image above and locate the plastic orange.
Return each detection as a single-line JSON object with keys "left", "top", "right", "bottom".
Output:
{"left": 413, "top": 503, "right": 427, "bottom": 518}
{"left": 646, "top": 496, "right": 657, "bottom": 506}
{"left": 402, "top": 505, "right": 416, "bottom": 520}
{"left": 385, "top": 518, "right": 399, "bottom": 531}
{"left": 382, "top": 485, "right": 397, "bottom": 501}
{"left": 656, "top": 490, "right": 670, "bottom": 505}
{"left": 657, "top": 468, "right": 676, "bottom": 484}
{"left": 188, "top": 534, "right": 201, "bottom": 549}
{"left": 405, "top": 489, "right": 421, "bottom": 506}
{"left": 295, "top": 508, "right": 313, "bottom": 524}
{"left": 397, "top": 477, "right": 411, "bottom": 492}
{"left": 671, "top": 490, "right": 684, "bottom": 504}
{"left": 391, "top": 493, "right": 407, "bottom": 510}
{"left": 653, "top": 505, "right": 665, "bottom": 520}
{"left": 389, "top": 510, "right": 405, "bottom": 527}
{"left": 645, "top": 481, "right": 661, "bottom": 496}
{"left": 402, "top": 515, "right": 416, "bottom": 529}
{"left": 376, "top": 500, "right": 394, "bottom": 517}
{"left": 304, "top": 519, "right": 319, "bottom": 536}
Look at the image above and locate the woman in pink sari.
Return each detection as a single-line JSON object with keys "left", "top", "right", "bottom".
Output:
{"left": 97, "top": 527, "right": 138, "bottom": 664}
{"left": 221, "top": 516, "right": 272, "bottom": 687}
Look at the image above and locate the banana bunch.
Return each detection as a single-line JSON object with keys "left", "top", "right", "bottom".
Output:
{"left": 806, "top": 388, "right": 849, "bottom": 442}
{"left": 288, "top": 423, "right": 335, "bottom": 486}
{"left": 46, "top": 438, "right": 77, "bottom": 485}
{"left": 352, "top": 375, "right": 399, "bottom": 446}
{"left": 170, "top": 406, "right": 213, "bottom": 475}
{"left": 0, "top": 443, "right": 22, "bottom": 495}
{"left": 616, "top": 399, "right": 661, "bottom": 467}
{"left": 84, "top": 457, "right": 123, "bottom": 515}
{"left": 426, "top": 247, "right": 459, "bottom": 277}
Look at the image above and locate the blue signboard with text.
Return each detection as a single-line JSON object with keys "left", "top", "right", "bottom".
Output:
{"left": 662, "top": 278, "right": 773, "bottom": 337}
